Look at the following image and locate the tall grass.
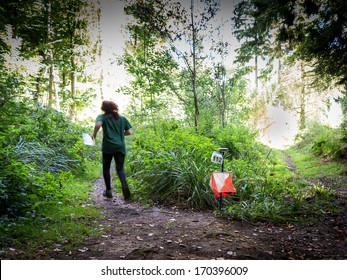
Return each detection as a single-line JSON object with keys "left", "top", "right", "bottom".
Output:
{"left": 296, "top": 122, "right": 347, "bottom": 160}
{"left": 128, "top": 128, "right": 218, "bottom": 209}
{"left": 0, "top": 161, "right": 101, "bottom": 259}
{"left": 127, "top": 122, "right": 341, "bottom": 223}
{"left": 0, "top": 101, "right": 102, "bottom": 258}
{"left": 0, "top": 102, "right": 99, "bottom": 218}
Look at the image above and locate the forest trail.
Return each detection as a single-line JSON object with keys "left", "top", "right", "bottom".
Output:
{"left": 284, "top": 151, "right": 347, "bottom": 199}
{"left": 64, "top": 175, "right": 347, "bottom": 260}
{"left": 284, "top": 153, "right": 297, "bottom": 173}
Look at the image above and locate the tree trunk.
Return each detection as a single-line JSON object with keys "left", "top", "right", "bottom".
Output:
{"left": 278, "top": 58, "right": 282, "bottom": 86}
{"left": 70, "top": 56, "right": 76, "bottom": 121}
{"left": 220, "top": 66, "right": 226, "bottom": 128}
{"left": 221, "top": 82, "right": 226, "bottom": 128}
{"left": 47, "top": 1, "right": 54, "bottom": 108}
{"left": 34, "top": 77, "right": 41, "bottom": 103}
{"left": 255, "top": 55, "right": 259, "bottom": 93}
{"left": 97, "top": 0, "right": 103, "bottom": 101}
{"left": 299, "top": 62, "right": 306, "bottom": 129}
{"left": 48, "top": 65, "right": 54, "bottom": 107}
{"left": 34, "top": 67, "right": 45, "bottom": 103}
{"left": 54, "top": 80, "right": 60, "bottom": 111}
{"left": 191, "top": 0, "right": 199, "bottom": 128}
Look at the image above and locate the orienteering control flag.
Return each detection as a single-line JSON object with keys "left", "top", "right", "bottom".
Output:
{"left": 210, "top": 172, "right": 236, "bottom": 198}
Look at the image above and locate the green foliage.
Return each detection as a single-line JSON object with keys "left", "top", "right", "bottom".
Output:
{"left": 214, "top": 125, "right": 263, "bottom": 160}
{"left": 127, "top": 125, "right": 218, "bottom": 209}
{"left": 296, "top": 122, "right": 347, "bottom": 161}
{"left": 1, "top": 0, "right": 97, "bottom": 117}
{"left": 0, "top": 160, "right": 101, "bottom": 257}
{"left": 0, "top": 101, "right": 99, "bottom": 219}
{"left": 129, "top": 122, "right": 274, "bottom": 215}
{"left": 216, "top": 132, "right": 303, "bottom": 222}
{"left": 127, "top": 120, "right": 341, "bottom": 223}
{"left": 285, "top": 123, "right": 347, "bottom": 181}
{"left": 223, "top": 151, "right": 339, "bottom": 223}
{"left": 234, "top": 0, "right": 347, "bottom": 84}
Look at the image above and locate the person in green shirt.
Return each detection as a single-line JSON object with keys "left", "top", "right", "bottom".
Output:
{"left": 92, "top": 100, "right": 132, "bottom": 200}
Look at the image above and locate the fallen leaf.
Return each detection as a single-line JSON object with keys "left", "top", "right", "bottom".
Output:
{"left": 78, "top": 247, "right": 89, "bottom": 253}
{"left": 227, "top": 251, "right": 236, "bottom": 256}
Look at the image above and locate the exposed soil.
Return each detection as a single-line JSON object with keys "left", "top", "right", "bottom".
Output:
{"left": 59, "top": 174, "right": 346, "bottom": 260}
{"left": 3, "top": 155, "right": 346, "bottom": 260}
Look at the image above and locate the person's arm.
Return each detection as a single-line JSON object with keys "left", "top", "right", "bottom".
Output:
{"left": 124, "top": 128, "right": 132, "bottom": 136}
{"left": 92, "top": 121, "right": 103, "bottom": 140}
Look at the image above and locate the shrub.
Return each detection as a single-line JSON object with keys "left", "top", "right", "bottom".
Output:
{"left": 0, "top": 101, "right": 98, "bottom": 219}
{"left": 297, "top": 122, "right": 347, "bottom": 160}
{"left": 128, "top": 127, "right": 218, "bottom": 209}
{"left": 214, "top": 125, "right": 266, "bottom": 161}
{"left": 127, "top": 121, "right": 340, "bottom": 223}
{"left": 127, "top": 124, "right": 278, "bottom": 212}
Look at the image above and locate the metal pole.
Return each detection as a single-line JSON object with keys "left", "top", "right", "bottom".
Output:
{"left": 221, "top": 151, "right": 225, "bottom": 172}
{"left": 218, "top": 148, "right": 228, "bottom": 210}
{"left": 218, "top": 193, "right": 223, "bottom": 210}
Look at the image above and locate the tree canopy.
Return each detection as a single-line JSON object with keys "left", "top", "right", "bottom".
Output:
{"left": 234, "top": 0, "right": 347, "bottom": 85}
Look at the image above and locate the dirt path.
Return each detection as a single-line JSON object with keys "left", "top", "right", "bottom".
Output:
{"left": 64, "top": 177, "right": 346, "bottom": 260}
{"left": 284, "top": 154, "right": 297, "bottom": 173}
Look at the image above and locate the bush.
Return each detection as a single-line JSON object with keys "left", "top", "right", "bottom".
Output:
{"left": 127, "top": 124, "right": 279, "bottom": 213}
{"left": 297, "top": 122, "right": 347, "bottom": 160}
{"left": 127, "top": 121, "right": 340, "bottom": 223}
{"left": 0, "top": 101, "right": 98, "bottom": 219}
{"left": 214, "top": 125, "right": 266, "bottom": 161}
{"left": 128, "top": 127, "right": 218, "bottom": 209}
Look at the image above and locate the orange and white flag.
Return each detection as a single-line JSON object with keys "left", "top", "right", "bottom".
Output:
{"left": 210, "top": 172, "right": 236, "bottom": 198}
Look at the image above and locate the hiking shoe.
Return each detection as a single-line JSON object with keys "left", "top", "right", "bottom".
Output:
{"left": 122, "top": 187, "right": 131, "bottom": 201}
{"left": 103, "top": 189, "right": 113, "bottom": 198}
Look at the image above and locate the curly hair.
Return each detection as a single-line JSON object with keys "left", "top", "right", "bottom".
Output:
{"left": 101, "top": 100, "right": 120, "bottom": 119}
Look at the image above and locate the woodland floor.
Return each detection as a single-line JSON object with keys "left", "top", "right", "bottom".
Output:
{"left": 3, "top": 157, "right": 346, "bottom": 260}
{"left": 55, "top": 156, "right": 346, "bottom": 260}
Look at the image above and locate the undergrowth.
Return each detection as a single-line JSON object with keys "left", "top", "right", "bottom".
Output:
{"left": 0, "top": 161, "right": 101, "bottom": 258}
{"left": 127, "top": 122, "right": 342, "bottom": 223}
{"left": 287, "top": 122, "right": 347, "bottom": 179}
{"left": 0, "top": 101, "right": 102, "bottom": 258}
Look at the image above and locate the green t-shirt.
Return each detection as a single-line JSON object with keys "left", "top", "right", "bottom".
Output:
{"left": 96, "top": 114, "right": 132, "bottom": 154}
